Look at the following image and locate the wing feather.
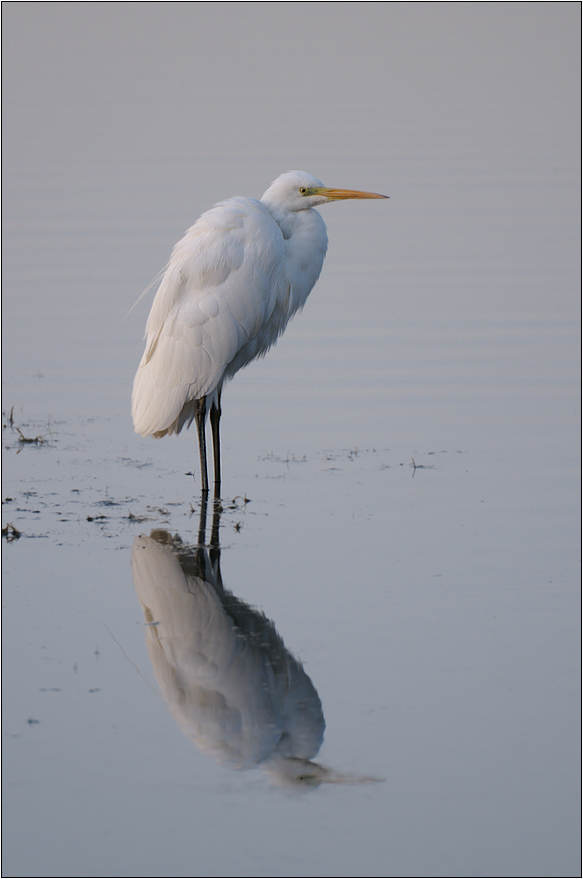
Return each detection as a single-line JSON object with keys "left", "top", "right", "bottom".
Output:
{"left": 132, "top": 197, "right": 287, "bottom": 437}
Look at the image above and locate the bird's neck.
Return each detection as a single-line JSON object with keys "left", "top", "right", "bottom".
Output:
{"left": 261, "top": 201, "right": 309, "bottom": 241}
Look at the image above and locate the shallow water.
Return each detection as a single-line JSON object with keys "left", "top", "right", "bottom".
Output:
{"left": 2, "top": 5, "right": 580, "bottom": 878}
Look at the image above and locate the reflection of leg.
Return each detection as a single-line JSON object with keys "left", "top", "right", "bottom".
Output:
{"left": 210, "top": 497, "right": 222, "bottom": 590}
{"left": 210, "top": 497, "right": 221, "bottom": 549}
{"left": 194, "top": 488, "right": 221, "bottom": 551}
{"left": 210, "top": 389, "right": 222, "bottom": 496}
{"left": 195, "top": 396, "right": 209, "bottom": 492}
{"left": 194, "top": 489, "right": 222, "bottom": 591}
{"left": 197, "top": 490, "right": 208, "bottom": 548}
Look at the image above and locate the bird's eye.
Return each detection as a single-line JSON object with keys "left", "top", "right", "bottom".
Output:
{"left": 299, "top": 187, "right": 308, "bottom": 195}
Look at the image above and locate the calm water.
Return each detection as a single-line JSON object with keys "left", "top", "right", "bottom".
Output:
{"left": 2, "top": 5, "right": 580, "bottom": 878}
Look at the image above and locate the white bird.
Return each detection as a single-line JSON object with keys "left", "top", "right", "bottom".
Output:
{"left": 132, "top": 525, "right": 382, "bottom": 788}
{"left": 132, "top": 530, "right": 326, "bottom": 778}
{"left": 132, "top": 170, "right": 388, "bottom": 492}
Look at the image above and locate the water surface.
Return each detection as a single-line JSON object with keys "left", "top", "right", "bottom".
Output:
{"left": 3, "top": 5, "right": 580, "bottom": 878}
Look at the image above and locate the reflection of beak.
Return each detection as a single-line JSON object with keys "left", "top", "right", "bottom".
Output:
{"left": 318, "top": 187, "right": 389, "bottom": 201}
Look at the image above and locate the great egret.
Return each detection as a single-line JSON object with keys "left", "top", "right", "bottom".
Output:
{"left": 132, "top": 170, "right": 388, "bottom": 492}
{"left": 132, "top": 529, "right": 326, "bottom": 779}
{"left": 132, "top": 504, "right": 382, "bottom": 787}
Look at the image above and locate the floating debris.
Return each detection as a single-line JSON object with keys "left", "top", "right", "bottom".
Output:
{"left": 2, "top": 523, "right": 21, "bottom": 541}
{"left": 16, "top": 427, "right": 45, "bottom": 445}
{"left": 127, "top": 511, "right": 151, "bottom": 523}
{"left": 410, "top": 457, "right": 435, "bottom": 477}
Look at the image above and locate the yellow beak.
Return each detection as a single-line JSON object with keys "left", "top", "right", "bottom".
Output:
{"left": 318, "top": 187, "right": 389, "bottom": 201}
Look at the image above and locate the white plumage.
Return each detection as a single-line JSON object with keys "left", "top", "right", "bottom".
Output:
{"left": 132, "top": 530, "right": 326, "bottom": 779}
{"left": 132, "top": 170, "right": 387, "bottom": 491}
{"left": 132, "top": 528, "right": 382, "bottom": 787}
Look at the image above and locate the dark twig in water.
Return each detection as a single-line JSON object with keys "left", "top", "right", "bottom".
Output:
{"left": 103, "top": 623, "right": 160, "bottom": 698}
{"left": 16, "top": 427, "right": 45, "bottom": 445}
{"left": 2, "top": 523, "right": 21, "bottom": 541}
{"left": 410, "top": 457, "right": 435, "bottom": 477}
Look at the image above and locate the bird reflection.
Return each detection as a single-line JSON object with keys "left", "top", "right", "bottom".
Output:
{"left": 132, "top": 497, "right": 378, "bottom": 788}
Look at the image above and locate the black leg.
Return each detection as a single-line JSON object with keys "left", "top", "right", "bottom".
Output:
{"left": 210, "top": 390, "right": 222, "bottom": 496}
{"left": 194, "top": 397, "right": 209, "bottom": 492}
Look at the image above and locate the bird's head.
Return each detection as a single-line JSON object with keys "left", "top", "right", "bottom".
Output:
{"left": 261, "top": 170, "right": 388, "bottom": 212}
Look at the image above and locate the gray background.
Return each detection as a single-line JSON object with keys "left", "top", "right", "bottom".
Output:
{"left": 2, "top": 3, "right": 580, "bottom": 877}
